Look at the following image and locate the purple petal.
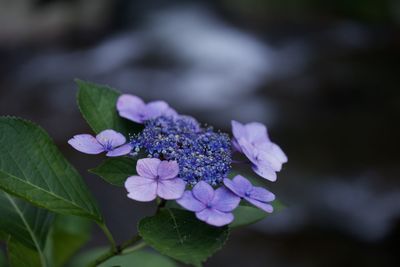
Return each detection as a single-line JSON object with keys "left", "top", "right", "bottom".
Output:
{"left": 238, "top": 138, "right": 280, "bottom": 170}
{"left": 196, "top": 209, "right": 234, "bottom": 227}
{"left": 252, "top": 164, "right": 277, "bottom": 182}
{"left": 238, "top": 139, "right": 279, "bottom": 181}
{"left": 136, "top": 158, "right": 160, "bottom": 178}
{"left": 145, "top": 101, "right": 171, "bottom": 119}
{"left": 157, "top": 178, "right": 186, "bottom": 200}
{"left": 256, "top": 150, "right": 283, "bottom": 172}
{"left": 177, "top": 191, "right": 206, "bottom": 212}
{"left": 106, "top": 144, "right": 132, "bottom": 157}
{"left": 232, "top": 175, "right": 253, "bottom": 190}
{"left": 244, "top": 122, "right": 269, "bottom": 144}
{"left": 164, "top": 107, "right": 179, "bottom": 118}
{"left": 234, "top": 121, "right": 287, "bottom": 171}
{"left": 68, "top": 134, "right": 104, "bottom": 154}
{"left": 157, "top": 161, "right": 179, "bottom": 180}
{"left": 250, "top": 187, "right": 275, "bottom": 202}
{"left": 211, "top": 187, "right": 240, "bottom": 212}
{"left": 245, "top": 197, "right": 274, "bottom": 213}
{"left": 256, "top": 142, "right": 287, "bottom": 170}
{"left": 223, "top": 178, "right": 241, "bottom": 197}
{"left": 125, "top": 176, "right": 157, "bottom": 202}
{"left": 237, "top": 138, "right": 258, "bottom": 165}
{"left": 231, "top": 120, "right": 247, "bottom": 140}
{"left": 117, "top": 94, "right": 146, "bottom": 123}
{"left": 225, "top": 175, "right": 253, "bottom": 197}
{"left": 192, "top": 181, "right": 214, "bottom": 204}
{"left": 96, "top": 129, "right": 126, "bottom": 148}
{"left": 270, "top": 143, "right": 288, "bottom": 163}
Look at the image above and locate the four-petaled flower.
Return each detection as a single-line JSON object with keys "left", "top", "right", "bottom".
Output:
{"left": 125, "top": 158, "right": 186, "bottom": 201}
{"left": 117, "top": 94, "right": 177, "bottom": 124}
{"left": 177, "top": 181, "right": 240, "bottom": 227}
{"left": 68, "top": 129, "right": 132, "bottom": 157}
{"left": 231, "top": 120, "right": 287, "bottom": 181}
{"left": 224, "top": 175, "right": 275, "bottom": 213}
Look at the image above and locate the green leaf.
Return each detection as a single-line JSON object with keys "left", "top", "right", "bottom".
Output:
{"left": 231, "top": 205, "right": 266, "bottom": 228}
{"left": 0, "top": 192, "right": 53, "bottom": 251}
{"left": 89, "top": 157, "right": 137, "bottom": 186}
{"left": 47, "top": 215, "right": 92, "bottom": 267}
{"left": 231, "top": 200, "right": 286, "bottom": 228}
{"left": 7, "top": 238, "right": 43, "bottom": 267}
{"left": 70, "top": 248, "right": 179, "bottom": 267}
{"left": 138, "top": 208, "right": 229, "bottom": 266}
{"left": 99, "top": 250, "right": 178, "bottom": 267}
{"left": 272, "top": 199, "right": 286, "bottom": 212}
{"left": 0, "top": 117, "right": 102, "bottom": 223}
{"left": 76, "top": 80, "right": 141, "bottom": 135}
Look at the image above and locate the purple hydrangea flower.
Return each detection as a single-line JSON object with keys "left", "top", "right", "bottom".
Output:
{"left": 224, "top": 175, "right": 275, "bottom": 213}
{"left": 231, "top": 120, "right": 287, "bottom": 181}
{"left": 125, "top": 158, "right": 185, "bottom": 201}
{"left": 117, "top": 94, "right": 177, "bottom": 124}
{"left": 68, "top": 129, "right": 132, "bottom": 157}
{"left": 177, "top": 181, "right": 240, "bottom": 227}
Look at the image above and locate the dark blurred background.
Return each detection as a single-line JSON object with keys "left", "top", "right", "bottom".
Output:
{"left": 1, "top": 0, "right": 400, "bottom": 266}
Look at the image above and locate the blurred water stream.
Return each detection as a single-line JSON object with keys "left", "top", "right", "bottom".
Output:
{"left": 0, "top": 1, "right": 399, "bottom": 267}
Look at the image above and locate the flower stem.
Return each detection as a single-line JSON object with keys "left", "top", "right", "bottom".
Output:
{"left": 119, "top": 234, "right": 143, "bottom": 252}
{"left": 98, "top": 223, "right": 117, "bottom": 252}
{"left": 89, "top": 234, "right": 143, "bottom": 267}
{"left": 88, "top": 248, "right": 115, "bottom": 267}
{"left": 121, "top": 241, "right": 148, "bottom": 255}
{"left": 91, "top": 200, "right": 166, "bottom": 266}
{"left": 156, "top": 199, "right": 167, "bottom": 213}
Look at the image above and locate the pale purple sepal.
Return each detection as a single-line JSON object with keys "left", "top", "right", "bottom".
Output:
{"left": 68, "top": 129, "right": 132, "bottom": 157}
{"left": 116, "top": 94, "right": 146, "bottom": 123}
{"left": 177, "top": 181, "right": 240, "bottom": 227}
{"left": 117, "top": 94, "right": 178, "bottom": 124}
{"left": 106, "top": 144, "right": 133, "bottom": 157}
{"left": 231, "top": 120, "right": 287, "bottom": 181}
{"left": 239, "top": 138, "right": 278, "bottom": 181}
{"left": 125, "top": 158, "right": 185, "bottom": 202}
{"left": 67, "top": 134, "right": 104, "bottom": 154}
{"left": 96, "top": 130, "right": 126, "bottom": 148}
{"left": 223, "top": 175, "right": 275, "bottom": 213}
{"left": 146, "top": 101, "right": 178, "bottom": 119}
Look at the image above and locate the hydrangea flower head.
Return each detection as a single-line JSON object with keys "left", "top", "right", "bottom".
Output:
{"left": 68, "top": 129, "right": 132, "bottom": 157}
{"left": 69, "top": 92, "right": 288, "bottom": 227}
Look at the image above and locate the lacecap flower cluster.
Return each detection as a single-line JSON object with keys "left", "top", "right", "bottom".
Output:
{"left": 68, "top": 94, "right": 287, "bottom": 227}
